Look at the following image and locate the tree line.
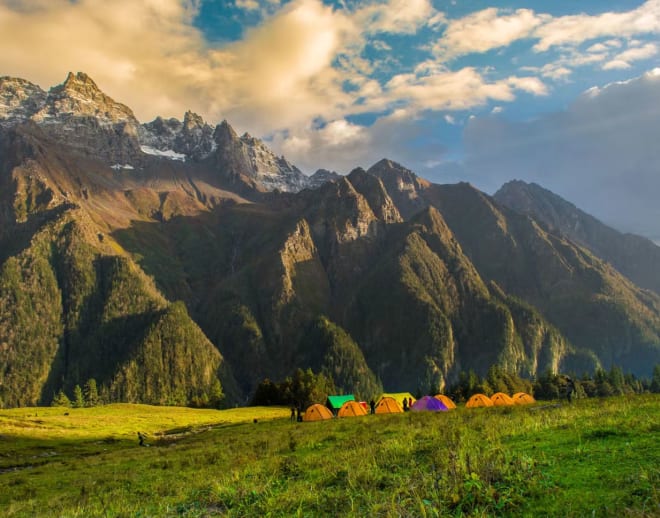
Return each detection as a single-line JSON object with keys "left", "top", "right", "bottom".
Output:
{"left": 447, "top": 364, "right": 660, "bottom": 402}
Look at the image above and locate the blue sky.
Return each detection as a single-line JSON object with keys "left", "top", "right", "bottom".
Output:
{"left": 1, "top": 0, "right": 660, "bottom": 238}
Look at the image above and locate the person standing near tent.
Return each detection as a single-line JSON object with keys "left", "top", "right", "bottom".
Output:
{"left": 403, "top": 398, "right": 408, "bottom": 411}
{"left": 290, "top": 407, "right": 296, "bottom": 422}
{"left": 296, "top": 406, "right": 302, "bottom": 422}
{"left": 369, "top": 399, "right": 375, "bottom": 414}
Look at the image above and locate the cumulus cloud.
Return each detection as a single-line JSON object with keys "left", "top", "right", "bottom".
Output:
{"left": 433, "top": 8, "right": 544, "bottom": 58}
{"left": 533, "top": 0, "right": 660, "bottom": 52}
{"left": 376, "top": 65, "right": 546, "bottom": 113}
{"left": 457, "top": 69, "right": 660, "bottom": 240}
{"left": 355, "top": 0, "right": 440, "bottom": 35}
{"left": 603, "top": 42, "right": 658, "bottom": 70}
{"left": 431, "top": 1, "right": 660, "bottom": 63}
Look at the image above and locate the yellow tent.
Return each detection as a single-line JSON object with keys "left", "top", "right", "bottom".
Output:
{"left": 303, "top": 404, "right": 333, "bottom": 422}
{"left": 466, "top": 393, "right": 493, "bottom": 408}
{"left": 490, "top": 392, "right": 515, "bottom": 406}
{"left": 381, "top": 392, "right": 416, "bottom": 409}
{"left": 375, "top": 396, "right": 403, "bottom": 414}
{"left": 338, "top": 400, "right": 368, "bottom": 417}
{"left": 512, "top": 392, "right": 535, "bottom": 405}
{"left": 433, "top": 394, "right": 457, "bottom": 409}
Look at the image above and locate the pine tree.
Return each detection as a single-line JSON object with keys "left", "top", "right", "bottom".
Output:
{"left": 84, "top": 379, "right": 99, "bottom": 407}
{"left": 52, "top": 390, "right": 71, "bottom": 407}
{"left": 72, "top": 385, "right": 84, "bottom": 408}
{"left": 651, "top": 364, "right": 660, "bottom": 393}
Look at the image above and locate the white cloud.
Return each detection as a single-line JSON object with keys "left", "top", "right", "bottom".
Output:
{"left": 533, "top": 0, "right": 660, "bottom": 52}
{"left": 617, "top": 42, "right": 657, "bottom": 60}
{"left": 444, "top": 114, "right": 456, "bottom": 125}
{"left": 356, "top": 0, "right": 440, "bottom": 35}
{"left": 507, "top": 76, "right": 547, "bottom": 96}
{"left": 602, "top": 42, "right": 658, "bottom": 70}
{"left": 602, "top": 60, "right": 631, "bottom": 70}
{"left": 430, "top": 2, "right": 660, "bottom": 65}
{"left": 433, "top": 8, "right": 544, "bottom": 58}
{"left": 379, "top": 66, "right": 547, "bottom": 114}
{"left": 235, "top": 0, "right": 260, "bottom": 11}
{"left": 587, "top": 43, "right": 609, "bottom": 53}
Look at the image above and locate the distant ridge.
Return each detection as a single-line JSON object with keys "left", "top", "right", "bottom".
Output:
{"left": 495, "top": 180, "right": 660, "bottom": 295}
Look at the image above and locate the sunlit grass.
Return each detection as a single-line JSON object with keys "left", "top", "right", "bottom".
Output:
{"left": 1, "top": 396, "right": 658, "bottom": 517}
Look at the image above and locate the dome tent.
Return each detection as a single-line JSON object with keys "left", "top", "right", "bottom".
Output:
{"left": 338, "top": 400, "right": 368, "bottom": 417}
{"left": 490, "top": 392, "right": 515, "bottom": 406}
{"left": 375, "top": 397, "right": 403, "bottom": 414}
{"left": 512, "top": 392, "right": 535, "bottom": 405}
{"left": 411, "top": 395, "right": 448, "bottom": 412}
{"left": 303, "top": 404, "right": 333, "bottom": 422}
{"left": 466, "top": 393, "right": 493, "bottom": 408}
{"left": 433, "top": 394, "right": 456, "bottom": 409}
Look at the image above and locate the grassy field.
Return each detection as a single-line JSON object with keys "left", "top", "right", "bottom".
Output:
{"left": 1, "top": 396, "right": 658, "bottom": 517}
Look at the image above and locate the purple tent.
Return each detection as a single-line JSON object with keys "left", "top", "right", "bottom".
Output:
{"left": 411, "top": 395, "right": 448, "bottom": 412}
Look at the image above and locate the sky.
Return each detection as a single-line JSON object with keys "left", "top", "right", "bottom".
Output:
{"left": 1, "top": 0, "right": 660, "bottom": 239}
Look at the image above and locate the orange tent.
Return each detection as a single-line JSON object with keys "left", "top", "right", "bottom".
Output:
{"left": 512, "top": 392, "right": 535, "bottom": 405}
{"left": 303, "top": 403, "right": 333, "bottom": 422}
{"left": 466, "top": 393, "right": 493, "bottom": 408}
{"left": 490, "top": 392, "right": 515, "bottom": 406}
{"left": 375, "top": 397, "right": 403, "bottom": 414}
{"left": 338, "top": 400, "right": 368, "bottom": 417}
{"left": 433, "top": 394, "right": 456, "bottom": 409}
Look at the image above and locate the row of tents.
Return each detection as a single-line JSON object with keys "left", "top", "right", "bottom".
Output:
{"left": 303, "top": 392, "right": 535, "bottom": 422}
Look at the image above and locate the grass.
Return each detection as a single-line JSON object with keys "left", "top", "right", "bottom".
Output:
{"left": 1, "top": 396, "right": 658, "bottom": 517}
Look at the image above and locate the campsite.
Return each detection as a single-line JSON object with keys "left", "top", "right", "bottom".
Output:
{"left": 1, "top": 394, "right": 658, "bottom": 516}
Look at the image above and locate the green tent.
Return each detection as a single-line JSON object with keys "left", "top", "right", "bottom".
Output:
{"left": 326, "top": 394, "right": 355, "bottom": 413}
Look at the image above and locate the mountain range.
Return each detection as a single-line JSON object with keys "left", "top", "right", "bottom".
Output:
{"left": 1, "top": 72, "right": 659, "bottom": 408}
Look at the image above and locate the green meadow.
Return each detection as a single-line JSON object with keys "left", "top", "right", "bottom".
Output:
{"left": 1, "top": 396, "right": 658, "bottom": 517}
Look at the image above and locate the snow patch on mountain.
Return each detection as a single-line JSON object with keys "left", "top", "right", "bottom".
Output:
{"left": 140, "top": 146, "right": 186, "bottom": 161}
{"left": 111, "top": 164, "right": 135, "bottom": 171}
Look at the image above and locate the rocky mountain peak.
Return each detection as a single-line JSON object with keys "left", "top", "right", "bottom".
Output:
{"left": 367, "top": 158, "right": 430, "bottom": 219}
{"left": 183, "top": 110, "right": 205, "bottom": 130}
{"left": 0, "top": 76, "right": 47, "bottom": 126}
{"left": 347, "top": 167, "right": 402, "bottom": 224}
{"left": 140, "top": 110, "right": 215, "bottom": 161}
{"left": 214, "top": 119, "right": 239, "bottom": 143}
{"left": 60, "top": 71, "right": 99, "bottom": 92}
{"left": 1, "top": 72, "right": 337, "bottom": 194}
{"left": 35, "top": 71, "right": 138, "bottom": 126}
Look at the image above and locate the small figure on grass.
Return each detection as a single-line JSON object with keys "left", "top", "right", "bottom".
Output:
{"left": 296, "top": 406, "right": 302, "bottom": 422}
{"left": 565, "top": 377, "right": 576, "bottom": 403}
{"left": 290, "top": 407, "right": 296, "bottom": 422}
{"left": 403, "top": 398, "right": 408, "bottom": 412}
{"left": 137, "top": 432, "right": 147, "bottom": 447}
{"left": 369, "top": 399, "right": 376, "bottom": 414}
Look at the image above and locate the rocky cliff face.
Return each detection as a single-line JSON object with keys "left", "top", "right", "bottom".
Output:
{"left": 0, "top": 77, "right": 47, "bottom": 126}
{"left": 139, "top": 110, "right": 216, "bottom": 161}
{"left": 211, "top": 120, "right": 310, "bottom": 193}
